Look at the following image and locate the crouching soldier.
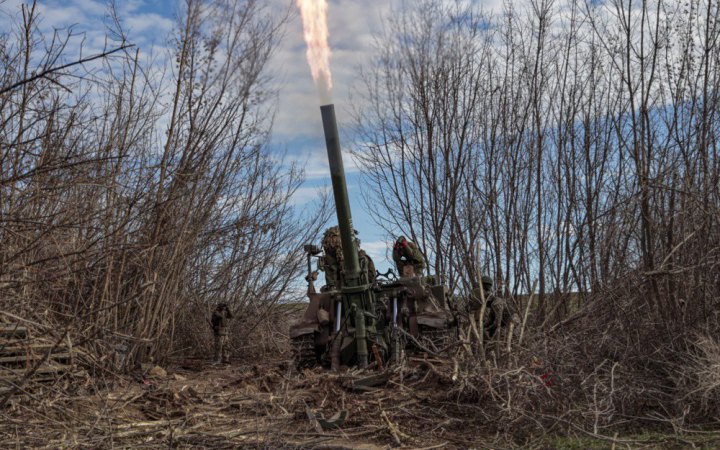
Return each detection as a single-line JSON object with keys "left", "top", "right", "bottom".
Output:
{"left": 211, "top": 303, "right": 233, "bottom": 364}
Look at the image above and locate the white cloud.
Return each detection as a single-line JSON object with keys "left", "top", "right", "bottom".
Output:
{"left": 124, "top": 12, "right": 174, "bottom": 36}
{"left": 300, "top": 145, "right": 362, "bottom": 180}
{"left": 357, "top": 239, "right": 395, "bottom": 271}
{"left": 289, "top": 184, "right": 329, "bottom": 206}
{"left": 361, "top": 239, "right": 390, "bottom": 261}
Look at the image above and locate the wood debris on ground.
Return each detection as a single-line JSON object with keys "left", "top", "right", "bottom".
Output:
{"left": 3, "top": 353, "right": 719, "bottom": 449}
{"left": 0, "top": 323, "right": 85, "bottom": 396}
{"left": 0, "top": 355, "right": 493, "bottom": 449}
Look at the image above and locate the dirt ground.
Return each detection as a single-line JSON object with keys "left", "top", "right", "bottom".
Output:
{"left": 0, "top": 354, "right": 522, "bottom": 449}
{"left": 2, "top": 356, "right": 720, "bottom": 449}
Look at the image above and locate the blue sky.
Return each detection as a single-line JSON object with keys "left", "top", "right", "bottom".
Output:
{"left": 4, "top": 0, "right": 631, "bottom": 285}
{"left": 0, "top": 0, "right": 403, "bottom": 267}
{"left": 264, "top": 0, "right": 396, "bottom": 269}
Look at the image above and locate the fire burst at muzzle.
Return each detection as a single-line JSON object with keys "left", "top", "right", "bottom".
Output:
{"left": 297, "top": 0, "right": 333, "bottom": 103}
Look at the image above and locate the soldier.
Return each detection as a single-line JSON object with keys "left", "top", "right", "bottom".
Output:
{"left": 320, "top": 226, "right": 376, "bottom": 289}
{"left": 473, "top": 276, "right": 513, "bottom": 338}
{"left": 359, "top": 249, "right": 377, "bottom": 284}
{"left": 321, "top": 226, "right": 343, "bottom": 289}
{"left": 211, "top": 303, "right": 233, "bottom": 364}
{"left": 392, "top": 236, "right": 426, "bottom": 276}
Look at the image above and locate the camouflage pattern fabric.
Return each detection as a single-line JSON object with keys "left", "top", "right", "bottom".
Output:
{"left": 483, "top": 296, "right": 519, "bottom": 338}
{"left": 392, "top": 236, "right": 426, "bottom": 276}
{"left": 468, "top": 286, "right": 485, "bottom": 310}
{"left": 359, "top": 250, "right": 377, "bottom": 284}
{"left": 320, "top": 226, "right": 376, "bottom": 288}
{"left": 467, "top": 276, "right": 515, "bottom": 338}
{"left": 214, "top": 334, "right": 230, "bottom": 363}
{"left": 321, "top": 226, "right": 344, "bottom": 261}
{"left": 211, "top": 305, "right": 232, "bottom": 363}
{"left": 468, "top": 275, "right": 494, "bottom": 309}
{"left": 321, "top": 227, "right": 343, "bottom": 288}
{"left": 211, "top": 305, "right": 233, "bottom": 336}
{"left": 322, "top": 252, "right": 340, "bottom": 288}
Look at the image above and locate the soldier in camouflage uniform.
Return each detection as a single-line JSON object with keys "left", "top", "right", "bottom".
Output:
{"left": 470, "top": 276, "right": 513, "bottom": 338}
{"left": 392, "top": 236, "right": 425, "bottom": 276}
{"left": 211, "top": 303, "right": 233, "bottom": 364}
{"left": 320, "top": 226, "right": 376, "bottom": 289}
{"left": 359, "top": 249, "right": 376, "bottom": 284}
{"left": 321, "top": 226, "right": 342, "bottom": 289}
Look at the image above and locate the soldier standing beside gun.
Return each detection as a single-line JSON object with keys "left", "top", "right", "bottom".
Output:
{"left": 320, "top": 226, "right": 376, "bottom": 289}
{"left": 211, "top": 303, "right": 233, "bottom": 364}
{"left": 321, "top": 226, "right": 343, "bottom": 289}
{"left": 392, "top": 236, "right": 425, "bottom": 277}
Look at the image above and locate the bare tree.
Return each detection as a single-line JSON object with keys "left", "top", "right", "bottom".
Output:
{"left": 355, "top": 0, "right": 720, "bottom": 332}
{"left": 0, "top": 0, "right": 328, "bottom": 369}
{"left": 352, "top": 0, "right": 493, "bottom": 291}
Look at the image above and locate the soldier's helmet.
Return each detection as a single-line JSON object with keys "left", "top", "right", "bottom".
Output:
{"left": 323, "top": 226, "right": 340, "bottom": 238}
{"left": 481, "top": 276, "right": 493, "bottom": 290}
{"left": 322, "top": 226, "right": 340, "bottom": 247}
{"left": 323, "top": 226, "right": 361, "bottom": 249}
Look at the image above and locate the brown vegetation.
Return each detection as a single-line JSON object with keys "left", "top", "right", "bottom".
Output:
{"left": 351, "top": 0, "right": 720, "bottom": 443}
{"left": 1, "top": 0, "right": 719, "bottom": 447}
{"left": 0, "top": 0, "right": 326, "bottom": 390}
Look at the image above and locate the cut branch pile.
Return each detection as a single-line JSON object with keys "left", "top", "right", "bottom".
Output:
{"left": 0, "top": 322, "right": 85, "bottom": 401}
{"left": 0, "top": 355, "right": 508, "bottom": 449}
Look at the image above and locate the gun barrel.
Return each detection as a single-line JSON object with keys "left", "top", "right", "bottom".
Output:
{"left": 320, "top": 104, "right": 361, "bottom": 282}
{"left": 320, "top": 103, "right": 370, "bottom": 368}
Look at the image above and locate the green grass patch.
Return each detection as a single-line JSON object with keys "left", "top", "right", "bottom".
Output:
{"left": 543, "top": 431, "right": 720, "bottom": 450}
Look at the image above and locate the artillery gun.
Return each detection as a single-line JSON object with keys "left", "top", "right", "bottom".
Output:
{"left": 289, "top": 104, "right": 456, "bottom": 370}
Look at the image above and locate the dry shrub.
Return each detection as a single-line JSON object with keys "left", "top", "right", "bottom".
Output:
{"left": 537, "top": 277, "right": 716, "bottom": 433}
{"left": 677, "top": 336, "right": 720, "bottom": 420}
{"left": 169, "top": 302, "right": 213, "bottom": 360}
{"left": 171, "top": 301, "right": 301, "bottom": 362}
{"left": 448, "top": 270, "right": 720, "bottom": 439}
{"left": 449, "top": 349, "right": 563, "bottom": 440}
